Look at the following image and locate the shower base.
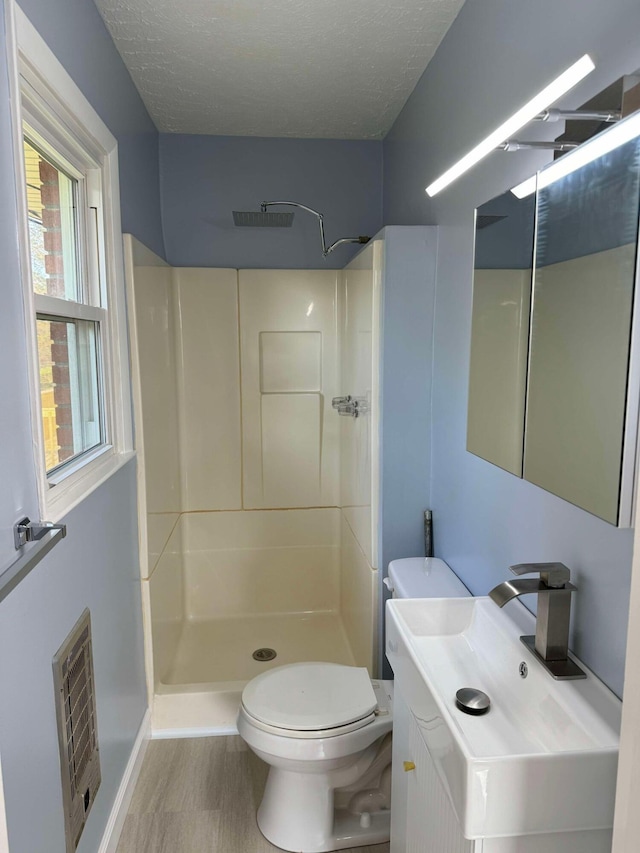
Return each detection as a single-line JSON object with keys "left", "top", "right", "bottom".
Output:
{"left": 152, "top": 610, "right": 357, "bottom": 737}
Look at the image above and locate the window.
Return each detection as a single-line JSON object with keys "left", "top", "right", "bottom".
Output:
{"left": 13, "top": 9, "right": 133, "bottom": 519}
{"left": 24, "top": 137, "right": 105, "bottom": 475}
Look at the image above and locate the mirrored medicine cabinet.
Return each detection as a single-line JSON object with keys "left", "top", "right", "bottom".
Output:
{"left": 467, "top": 133, "right": 640, "bottom": 527}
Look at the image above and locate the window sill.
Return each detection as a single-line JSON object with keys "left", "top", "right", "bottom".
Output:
{"left": 45, "top": 449, "right": 136, "bottom": 522}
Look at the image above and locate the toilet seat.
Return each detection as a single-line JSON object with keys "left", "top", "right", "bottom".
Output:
{"left": 240, "top": 706, "right": 377, "bottom": 739}
{"left": 241, "top": 662, "right": 378, "bottom": 736}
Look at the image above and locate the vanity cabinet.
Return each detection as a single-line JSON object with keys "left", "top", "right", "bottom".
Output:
{"left": 387, "top": 598, "right": 616, "bottom": 853}
{"left": 391, "top": 687, "right": 472, "bottom": 853}
{"left": 391, "top": 684, "right": 613, "bottom": 853}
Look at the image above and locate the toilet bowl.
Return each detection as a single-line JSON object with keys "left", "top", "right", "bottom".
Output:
{"left": 238, "top": 559, "right": 469, "bottom": 851}
{"left": 237, "top": 662, "right": 393, "bottom": 853}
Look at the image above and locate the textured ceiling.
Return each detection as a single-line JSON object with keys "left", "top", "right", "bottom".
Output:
{"left": 94, "top": 0, "right": 465, "bottom": 138}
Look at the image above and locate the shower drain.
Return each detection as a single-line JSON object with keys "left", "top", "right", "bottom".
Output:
{"left": 253, "top": 648, "right": 277, "bottom": 662}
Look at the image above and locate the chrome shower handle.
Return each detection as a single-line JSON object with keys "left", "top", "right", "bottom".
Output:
{"left": 332, "top": 396, "right": 351, "bottom": 409}
{"left": 332, "top": 396, "right": 369, "bottom": 418}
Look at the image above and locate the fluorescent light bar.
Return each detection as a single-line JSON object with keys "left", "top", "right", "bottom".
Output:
{"left": 511, "top": 108, "right": 640, "bottom": 198}
{"left": 425, "top": 54, "right": 595, "bottom": 197}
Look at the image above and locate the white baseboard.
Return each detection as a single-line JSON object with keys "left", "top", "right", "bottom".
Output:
{"left": 98, "top": 707, "right": 151, "bottom": 853}
{"left": 152, "top": 688, "right": 242, "bottom": 736}
{"left": 0, "top": 752, "right": 10, "bottom": 853}
{"left": 152, "top": 723, "right": 238, "bottom": 740}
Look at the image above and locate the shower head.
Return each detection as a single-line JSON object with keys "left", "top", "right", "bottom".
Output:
{"left": 232, "top": 200, "right": 370, "bottom": 257}
{"left": 232, "top": 210, "right": 294, "bottom": 227}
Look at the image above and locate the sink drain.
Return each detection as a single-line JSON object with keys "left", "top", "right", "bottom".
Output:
{"left": 455, "top": 687, "right": 491, "bottom": 716}
{"left": 253, "top": 648, "right": 277, "bottom": 662}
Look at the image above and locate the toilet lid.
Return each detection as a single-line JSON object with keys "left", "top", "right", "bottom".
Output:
{"left": 242, "top": 662, "right": 377, "bottom": 731}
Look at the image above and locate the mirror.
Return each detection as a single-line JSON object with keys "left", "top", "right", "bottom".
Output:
{"left": 524, "top": 137, "right": 640, "bottom": 524}
{"left": 467, "top": 192, "right": 535, "bottom": 475}
{"left": 468, "top": 136, "right": 640, "bottom": 525}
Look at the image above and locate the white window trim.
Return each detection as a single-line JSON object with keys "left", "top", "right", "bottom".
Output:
{"left": 7, "top": 3, "right": 134, "bottom": 522}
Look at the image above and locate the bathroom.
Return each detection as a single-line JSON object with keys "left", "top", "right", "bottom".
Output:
{"left": 1, "top": 0, "right": 640, "bottom": 851}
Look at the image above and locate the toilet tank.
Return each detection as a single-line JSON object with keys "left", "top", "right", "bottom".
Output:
{"left": 385, "top": 558, "right": 470, "bottom": 599}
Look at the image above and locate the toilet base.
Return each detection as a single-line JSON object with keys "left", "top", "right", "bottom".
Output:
{"left": 257, "top": 794, "right": 390, "bottom": 853}
{"left": 256, "top": 764, "right": 391, "bottom": 852}
{"left": 239, "top": 677, "right": 394, "bottom": 853}
{"left": 333, "top": 809, "right": 391, "bottom": 850}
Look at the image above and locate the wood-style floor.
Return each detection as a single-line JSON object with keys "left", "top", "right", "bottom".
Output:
{"left": 117, "top": 736, "right": 390, "bottom": 853}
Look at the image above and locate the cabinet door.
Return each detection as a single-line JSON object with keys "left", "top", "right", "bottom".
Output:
{"left": 390, "top": 687, "right": 411, "bottom": 853}
{"left": 405, "top": 712, "right": 475, "bottom": 853}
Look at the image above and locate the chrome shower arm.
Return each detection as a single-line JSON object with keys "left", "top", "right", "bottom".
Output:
{"left": 261, "top": 200, "right": 369, "bottom": 258}
{"left": 324, "top": 236, "right": 369, "bottom": 256}
{"left": 261, "top": 200, "right": 322, "bottom": 218}
{"left": 262, "top": 200, "right": 328, "bottom": 253}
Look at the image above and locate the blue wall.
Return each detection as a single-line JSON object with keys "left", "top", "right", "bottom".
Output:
{"left": 383, "top": 0, "right": 640, "bottom": 697}
{"left": 18, "top": 0, "right": 165, "bottom": 258}
{"left": 159, "top": 133, "right": 383, "bottom": 268}
{"left": 0, "top": 4, "right": 148, "bottom": 851}
{"left": 380, "top": 227, "right": 438, "bottom": 573}
{"left": 378, "top": 226, "right": 438, "bottom": 677}
{"left": 0, "top": 464, "right": 146, "bottom": 853}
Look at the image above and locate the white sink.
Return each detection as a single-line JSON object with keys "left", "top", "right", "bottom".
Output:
{"left": 386, "top": 596, "right": 621, "bottom": 839}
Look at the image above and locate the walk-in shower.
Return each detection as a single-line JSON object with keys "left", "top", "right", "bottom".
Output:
{"left": 124, "top": 234, "right": 382, "bottom": 734}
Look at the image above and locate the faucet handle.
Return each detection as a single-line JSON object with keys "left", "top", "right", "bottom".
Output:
{"left": 509, "top": 562, "right": 571, "bottom": 589}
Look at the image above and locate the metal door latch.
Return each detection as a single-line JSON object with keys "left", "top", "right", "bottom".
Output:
{"left": 14, "top": 516, "right": 67, "bottom": 550}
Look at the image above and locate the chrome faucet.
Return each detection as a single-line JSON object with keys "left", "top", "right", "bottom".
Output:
{"left": 489, "top": 563, "right": 586, "bottom": 680}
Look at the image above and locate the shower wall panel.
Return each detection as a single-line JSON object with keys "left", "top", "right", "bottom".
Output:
{"left": 147, "top": 513, "right": 181, "bottom": 574}
{"left": 339, "top": 240, "right": 383, "bottom": 568}
{"left": 173, "top": 268, "right": 242, "bottom": 511}
{"left": 126, "top": 238, "right": 181, "bottom": 584}
{"left": 340, "top": 514, "right": 378, "bottom": 673}
{"left": 182, "top": 509, "right": 340, "bottom": 619}
{"left": 337, "top": 239, "right": 383, "bottom": 675}
{"left": 149, "top": 517, "right": 185, "bottom": 684}
{"left": 127, "top": 243, "right": 380, "bottom": 704}
{"left": 239, "top": 270, "right": 340, "bottom": 509}
{"left": 133, "top": 264, "right": 181, "bottom": 515}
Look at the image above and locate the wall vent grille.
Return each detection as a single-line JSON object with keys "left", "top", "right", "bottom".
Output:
{"left": 53, "top": 609, "right": 101, "bottom": 852}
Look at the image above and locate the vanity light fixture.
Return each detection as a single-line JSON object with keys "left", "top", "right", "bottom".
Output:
{"left": 425, "top": 54, "right": 595, "bottom": 197}
{"left": 511, "top": 107, "right": 640, "bottom": 198}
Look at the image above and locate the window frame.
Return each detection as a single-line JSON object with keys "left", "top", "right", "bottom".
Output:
{"left": 9, "top": 6, "right": 134, "bottom": 521}
{"left": 24, "top": 129, "right": 107, "bottom": 477}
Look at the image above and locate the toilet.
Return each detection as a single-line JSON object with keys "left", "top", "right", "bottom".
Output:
{"left": 384, "top": 556, "right": 471, "bottom": 600}
{"left": 237, "top": 557, "right": 470, "bottom": 853}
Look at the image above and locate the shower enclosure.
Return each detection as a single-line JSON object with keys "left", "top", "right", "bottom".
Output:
{"left": 124, "top": 235, "right": 384, "bottom": 734}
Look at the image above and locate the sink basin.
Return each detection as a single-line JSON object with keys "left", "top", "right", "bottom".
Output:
{"left": 386, "top": 596, "right": 621, "bottom": 839}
